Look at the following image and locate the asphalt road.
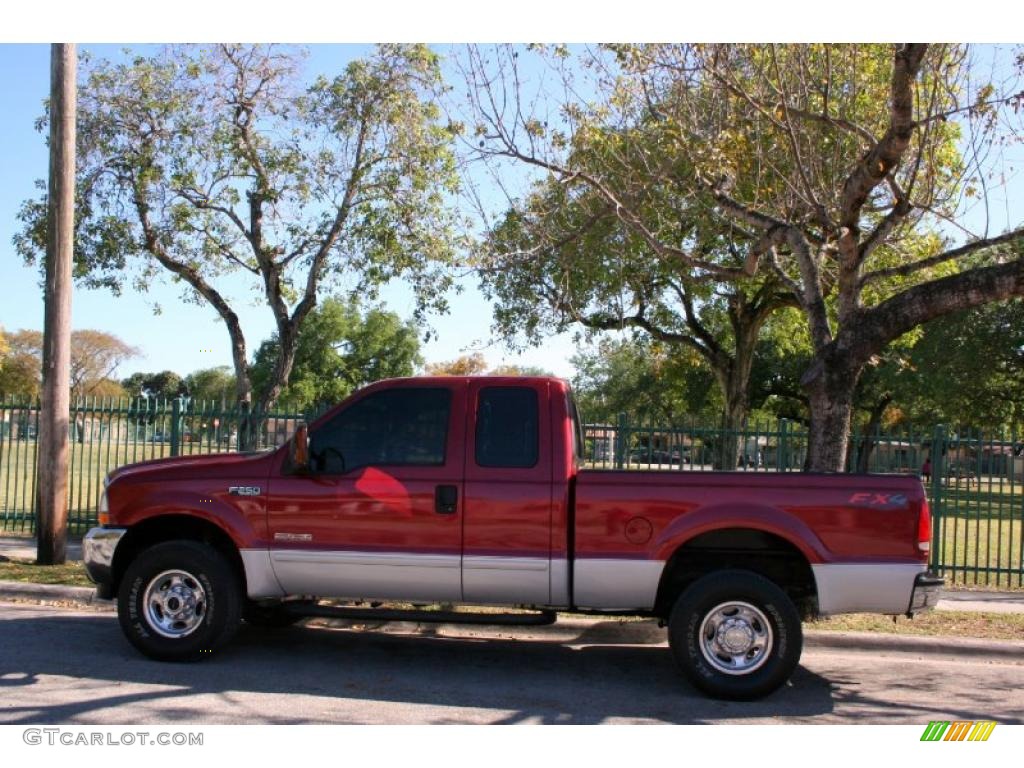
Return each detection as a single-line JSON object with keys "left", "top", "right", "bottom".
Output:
{"left": 1, "top": 601, "right": 1021, "bottom": 725}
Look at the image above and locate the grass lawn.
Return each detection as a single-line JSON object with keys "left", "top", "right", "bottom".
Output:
{"left": 0, "top": 556, "right": 93, "bottom": 587}
{"left": 809, "top": 611, "right": 1024, "bottom": 641}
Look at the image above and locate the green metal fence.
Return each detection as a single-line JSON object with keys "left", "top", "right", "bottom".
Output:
{"left": 2, "top": 399, "right": 1021, "bottom": 588}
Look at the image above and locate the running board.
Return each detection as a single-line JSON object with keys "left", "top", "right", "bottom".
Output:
{"left": 286, "top": 603, "right": 557, "bottom": 626}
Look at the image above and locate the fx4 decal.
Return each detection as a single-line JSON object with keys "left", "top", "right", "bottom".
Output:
{"left": 848, "top": 492, "right": 908, "bottom": 507}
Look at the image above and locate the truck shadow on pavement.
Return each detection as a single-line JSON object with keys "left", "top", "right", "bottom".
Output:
{"left": 0, "top": 607, "right": 1019, "bottom": 725}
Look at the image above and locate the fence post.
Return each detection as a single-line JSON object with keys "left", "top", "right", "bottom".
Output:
{"left": 929, "top": 424, "right": 946, "bottom": 573}
{"left": 169, "top": 397, "right": 183, "bottom": 457}
{"left": 615, "top": 412, "right": 628, "bottom": 470}
{"left": 779, "top": 418, "right": 789, "bottom": 472}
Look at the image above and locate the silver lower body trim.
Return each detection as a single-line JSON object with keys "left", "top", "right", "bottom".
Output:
{"left": 573, "top": 558, "right": 665, "bottom": 610}
{"left": 240, "top": 549, "right": 286, "bottom": 598}
{"left": 242, "top": 549, "right": 665, "bottom": 610}
{"left": 550, "top": 557, "right": 570, "bottom": 607}
{"left": 268, "top": 549, "right": 462, "bottom": 603}
{"left": 463, "top": 555, "right": 551, "bottom": 604}
{"left": 812, "top": 562, "right": 927, "bottom": 615}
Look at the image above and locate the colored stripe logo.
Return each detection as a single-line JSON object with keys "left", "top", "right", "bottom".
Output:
{"left": 920, "top": 721, "right": 997, "bottom": 742}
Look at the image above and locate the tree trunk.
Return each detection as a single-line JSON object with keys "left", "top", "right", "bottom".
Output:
{"left": 716, "top": 384, "right": 748, "bottom": 471}
{"left": 855, "top": 394, "right": 893, "bottom": 473}
{"left": 805, "top": 363, "right": 859, "bottom": 472}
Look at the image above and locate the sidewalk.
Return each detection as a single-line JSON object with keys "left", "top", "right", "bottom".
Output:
{"left": 1, "top": 534, "right": 1022, "bottom": 614}
{"left": 0, "top": 535, "right": 82, "bottom": 562}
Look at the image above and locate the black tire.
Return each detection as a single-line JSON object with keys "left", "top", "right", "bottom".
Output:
{"left": 242, "top": 600, "right": 311, "bottom": 628}
{"left": 117, "top": 540, "right": 242, "bottom": 661}
{"left": 667, "top": 569, "right": 802, "bottom": 701}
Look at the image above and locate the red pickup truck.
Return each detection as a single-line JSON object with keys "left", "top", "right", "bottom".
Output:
{"left": 84, "top": 376, "right": 941, "bottom": 700}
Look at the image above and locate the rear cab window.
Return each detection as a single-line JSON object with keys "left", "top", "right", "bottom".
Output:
{"left": 475, "top": 386, "right": 539, "bottom": 468}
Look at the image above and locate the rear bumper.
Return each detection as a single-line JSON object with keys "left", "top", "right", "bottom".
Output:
{"left": 907, "top": 571, "right": 945, "bottom": 616}
{"left": 83, "top": 527, "right": 127, "bottom": 600}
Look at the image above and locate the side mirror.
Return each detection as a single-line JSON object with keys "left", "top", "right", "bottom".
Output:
{"left": 291, "top": 422, "right": 309, "bottom": 473}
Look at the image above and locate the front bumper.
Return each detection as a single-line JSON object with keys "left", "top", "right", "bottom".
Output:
{"left": 83, "top": 527, "right": 127, "bottom": 600}
{"left": 906, "top": 571, "right": 944, "bottom": 616}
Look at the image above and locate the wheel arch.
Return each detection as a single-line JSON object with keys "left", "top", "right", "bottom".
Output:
{"left": 653, "top": 526, "right": 819, "bottom": 619}
{"left": 111, "top": 514, "right": 247, "bottom": 598}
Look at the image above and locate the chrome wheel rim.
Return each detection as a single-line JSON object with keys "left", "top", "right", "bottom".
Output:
{"left": 143, "top": 569, "right": 207, "bottom": 639}
{"left": 698, "top": 601, "right": 773, "bottom": 676}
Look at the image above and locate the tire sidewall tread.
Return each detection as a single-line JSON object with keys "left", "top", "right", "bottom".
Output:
{"left": 668, "top": 568, "right": 803, "bottom": 701}
{"left": 117, "top": 539, "right": 241, "bottom": 661}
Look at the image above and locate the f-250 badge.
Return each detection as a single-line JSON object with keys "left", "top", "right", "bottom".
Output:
{"left": 228, "top": 486, "right": 262, "bottom": 496}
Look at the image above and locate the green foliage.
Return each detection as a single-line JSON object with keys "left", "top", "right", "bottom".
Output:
{"left": 183, "top": 367, "right": 237, "bottom": 403}
{"left": 895, "top": 300, "right": 1024, "bottom": 430}
{"left": 121, "top": 370, "right": 187, "bottom": 400}
{"left": 570, "top": 337, "right": 719, "bottom": 425}
{"left": 0, "top": 329, "right": 41, "bottom": 399}
{"left": 249, "top": 297, "right": 422, "bottom": 410}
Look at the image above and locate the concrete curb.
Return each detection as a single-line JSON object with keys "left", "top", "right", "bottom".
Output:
{"left": 0, "top": 580, "right": 113, "bottom": 609}
{"left": 1, "top": 582, "right": 1022, "bottom": 661}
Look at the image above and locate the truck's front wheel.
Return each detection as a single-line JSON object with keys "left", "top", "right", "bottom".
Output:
{"left": 118, "top": 540, "right": 242, "bottom": 661}
{"left": 668, "top": 569, "right": 802, "bottom": 700}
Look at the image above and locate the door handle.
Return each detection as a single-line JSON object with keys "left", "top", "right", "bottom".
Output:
{"left": 435, "top": 485, "right": 458, "bottom": 515}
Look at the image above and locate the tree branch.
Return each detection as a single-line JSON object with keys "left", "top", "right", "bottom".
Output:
{"left": 855, "top": 256, "right": 1024, "bottom": 359}
{"left": 838, "top": 44, "right": 928, "bottom": 232}
{"left": 859, "top": 228, "right": 1024, "bottom": 286}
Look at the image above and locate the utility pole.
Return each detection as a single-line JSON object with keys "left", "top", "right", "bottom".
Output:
{"left": 36, "top": 43, "right": 76, "bottom": 565}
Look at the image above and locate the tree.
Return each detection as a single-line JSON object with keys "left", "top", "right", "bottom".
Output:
{"left": 122, "top": 370, "right": 187, "bottom": 400}
{"left": 895, "top": 300, "right": 1024, "bottom": 431}
{"left": 0, "top": 329, "right": 43, "bottom": 399}
{"left": 424, "top": 353, "right": 489, "bottom": 376}
{"left": 250, "top": 296, "right": 421, "bottom": 410}
{"left": 184, "top": 366, "right": 237, "bottom": 404}
{"left": 571, "top": 337, "right": 719, "bottom": 426}
{"left": 16, "top": 44, "right": 462, "bottom": 427}
{"left": 465, "top": 44, "right": 1024, "bottom": 470}
{"left": 67, "top": 329, "right": 140, "bottom": 399}
{"left": 488, "top": 363, "right": 555, "bottom": 376}
{"left": 483, "top": 174, "right": 795, "bottom": 467}
{"left": 0, "top": 329, "right": 138, "bottom": 400}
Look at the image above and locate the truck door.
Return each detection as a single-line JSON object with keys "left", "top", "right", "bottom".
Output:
{"left": 267, "top": 381, "right": 466, "bottom": 602}
{"left": 462, "top": 380, "right": 553, "bottom": 604}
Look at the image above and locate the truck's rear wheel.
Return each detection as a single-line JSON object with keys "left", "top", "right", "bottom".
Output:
{"left": 118, "top": 540, "right": 241, "bottom": 661}
{"left": 668, "top": 569, "right": 802, "bottom": 700}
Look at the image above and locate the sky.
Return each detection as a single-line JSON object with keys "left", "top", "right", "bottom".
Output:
{"left": 0, "top": 43, "right": 586, "bottom": 383}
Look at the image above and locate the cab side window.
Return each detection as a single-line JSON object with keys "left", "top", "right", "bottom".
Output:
{"left": 310, "top": 388, "right": 451, "bottom": 474}
{"left": 475, "top": 386, "right": 539, "bottom": 468}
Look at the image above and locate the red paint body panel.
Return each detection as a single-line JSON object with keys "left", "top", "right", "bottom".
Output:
{"left": 462, "top": 378, "right": 554, "bottom": 559}
{"left": 574, "top": 471, "right": 927, "bottom": 564}
{"left": 266, "top": 378, "right": 467, "bottom": 555}
{"left": 105, "top": 451, "right": 275, "bottom": 547}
